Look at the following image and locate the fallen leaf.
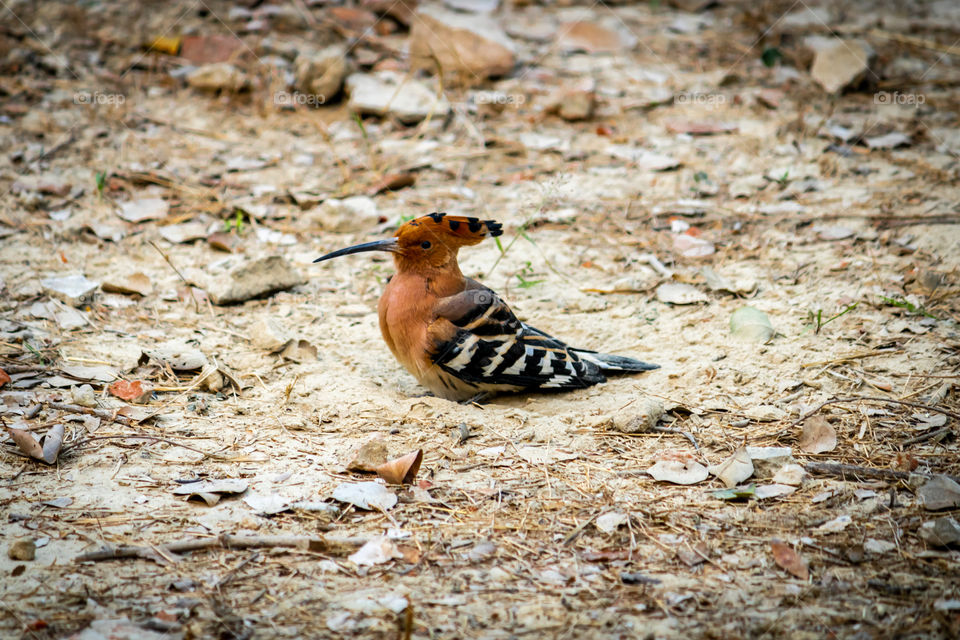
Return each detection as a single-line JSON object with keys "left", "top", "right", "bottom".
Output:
{"left": 280, "top": 339, "right": 318, "bottom": 363}
{"left": 770, "top": 539, "right": 809, "bottom": 580}
{"left": 730, "top": 306, "right": 774, "bottom": 342}
{"left": 375, "top": 449, "right": 423, "bottom": 485}
{"left": 815, "top": 514, "right": 851, "bottom": 534}
{"left": 516, "top": 447, "right": 579, "bottom": 465}
{"left": 172, "top": 479, "right": 248, "bottom": 506}
{"left": 656, "top": 282, "right": 708, "bottom": 305}
{"left": 7, "top": 424, "right": 64, "bottom": 465}
{"left": 0, "top": 368, "right": 10, "bottom": 388}
{"left": 41, "top": 497, "right": 72, "bottom": 508}
{"left": 798, "top": 416, "right": 837, "bottom": 454}
{"left": 755, "top": 484, "right": 797, "bottom": 499}
{"left": 243, "top": 494, "right": 293, "bottom": 515}
{"left": 772, "top": 463, "right": 807, "bottom": 486}
{"left": 707, "top": 445, "right": 754, "bottom": 488}
{"left": 712, "top": 484, "right": 756, "bottom": 501}
{"left": 596, "top": 512, "right": 628, "bottom": 533}
{"left": 331, "top": 481, "right": 398, "bottom": 510}
{"left": 648, "top": 457, "right": 709, "bottom": 485}
{"left": 108, "top": 380, "right": 153, "bottom": 404}
{"left": 117, "top": 197, "right": 168, "bottom": 223}
{"left": 349, "top": 536, "right": 403, "bottom": 566}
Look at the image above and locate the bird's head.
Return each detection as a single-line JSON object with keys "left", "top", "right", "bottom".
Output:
{"left": 314, "top": 213, "right": 503, "bottom": 270}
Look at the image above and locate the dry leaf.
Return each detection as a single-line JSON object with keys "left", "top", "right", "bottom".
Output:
{"left": 0, "top": 368, "right": 10, "bottom": 388}
{"left": 648, "top": 456, "right": 709, "bottom": 485}
{"left": 108, "top": 380, "right": 153, "bottom": 404}
{"left": 798, "top": 416, "right": 837, "bottom": 454}
{"left": 348, "top": 536, "right": 403, "bottom": 566}
{"left": 375, "top": 449, "right": 423, "bottom": 485}
{"left": 770, "top": 539, "right": 809, "bottom": 580}
{"left": 707, "top": 445, "right": 754, "bottom": 488}
{"left": 7, "top": 424, "right": 64, "bottom": 465}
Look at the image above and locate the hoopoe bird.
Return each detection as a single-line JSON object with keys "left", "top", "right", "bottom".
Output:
{"left": 314, "top": 213, "right": 658, "bottom": 401}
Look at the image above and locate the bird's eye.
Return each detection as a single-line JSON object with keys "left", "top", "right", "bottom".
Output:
{"left": 421, "top": 241, "right": 432, "bottom": 249}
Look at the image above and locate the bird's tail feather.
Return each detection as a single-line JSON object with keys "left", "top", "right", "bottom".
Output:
{"left": 576, "top": 350, "right": 659, "bottom": 372}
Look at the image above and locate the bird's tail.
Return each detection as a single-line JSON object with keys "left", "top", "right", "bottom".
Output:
{"left": 575, "top": 350, "right": 660, "bottom": 373}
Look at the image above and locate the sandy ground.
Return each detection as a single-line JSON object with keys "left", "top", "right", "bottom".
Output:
{"left": 1, "top": 0, "right": 959, "bottom": 638}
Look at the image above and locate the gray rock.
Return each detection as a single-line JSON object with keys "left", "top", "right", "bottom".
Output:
{"left": 295, "top": 45, "right": 348, "bottom": 104}
{"left": 346, "top": 72, "right": 450, "bottom": 124}
{"left": 410, "top": 6, "right": 515, "bottom": 82}
{"left": 8, "top": 538, "right": 36, "bottom": 561}
{"left": 809, "top": 38, "right": 875, "bottom": 93}
{"left": 186, "top": 63, "right": 249, "bottom": 92}
{"left": 207, "top": 256, "right": 306, "bottom": 305}
{"left": 41, "top": 274, "right": 99, "bottom": 306}
{"left": 918, "top": 475, "right": 960, "bottom": 511}
{"left": 919, "top": 517, "right": 960, "bottom": 547}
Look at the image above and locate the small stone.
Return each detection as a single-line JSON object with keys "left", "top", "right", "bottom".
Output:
{"left": 295, "top": 45, "right": 348, "bottom": 103}
{"left": 186, "top": 63, "right": 249, "bottom": 92}
{"left": 345, "top": 72, "right": 450, "bottom": 123}
{"left": 250, "top": 318, "right": 292, "bottom": 352}
{"left": 8, "top": 538, "right": 36, "bottom": 561}
{"left": 347, "top": 439, "right": 390, "bottom": 473}
{"left": 41, "top": 274, "right": 99, "bottom": 307}
{"left": 917, "top": 475, "right": 960, "bottom": 511}
{"left": 546, "top": 80, "right": 596, "bottom": 121}
{"left": 101, "top": 272, "right": 153, "bottom": 297}
{"left": 70, "top": 384, "right": 97, "bottom": 408}
{"left": 410, "top": 6, "right": 515, "bottom": 83}
{"left": 206, "top": 256, "right": 306, "bottom": 305}
{"left": 612, "top": 399, "right": 664, "bottom": 433}
{"left": 919, "top": 517, "right": 960, "bottom": 547}
{"left": 117, "top": 197, "right": 168, "bottom": 223}
{"left": 809, "top": 38, "right": 875, "bottom": 93}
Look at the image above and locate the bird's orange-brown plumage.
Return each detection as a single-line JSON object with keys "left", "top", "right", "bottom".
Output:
{"left": 315, "top": 213, "right": 658, "bottom": 401}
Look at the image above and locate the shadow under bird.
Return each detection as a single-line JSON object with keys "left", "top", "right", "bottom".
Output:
{"left": 314, "top": 213, "right": 659, "bottom": 401}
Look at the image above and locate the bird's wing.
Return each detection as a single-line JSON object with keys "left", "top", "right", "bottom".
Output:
{"left": 428, "top": 288, "right": 605, "bottom": 390}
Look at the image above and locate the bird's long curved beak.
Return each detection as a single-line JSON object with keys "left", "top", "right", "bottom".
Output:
{"left": 313, "top": 238, "right": 398, "bottom": 263}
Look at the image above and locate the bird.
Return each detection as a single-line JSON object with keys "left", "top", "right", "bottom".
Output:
{"left": 314, "top": 212, "right": 658, "bottom": 401}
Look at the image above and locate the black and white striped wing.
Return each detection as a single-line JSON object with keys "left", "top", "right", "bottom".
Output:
{"left": 430, "top": 290, "right": 605, "bottom": 391}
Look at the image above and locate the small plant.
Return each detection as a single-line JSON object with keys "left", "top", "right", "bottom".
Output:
{"left": 807, "top": 302, "right": 858, "bottom": 334}
{"left": 880, "top": 295, "right": 937, "bottom": 319}
{"left": 95, "top": 170, "right": 106, "bottom": 195}
{"left": 515, "top": 261, "right": 544, "bottom": 289}
{"left": 775, "top": 169, "right": 790, "bottom": 186}
{"left": 224, "top": 209, "right": 245, "bottom": 234}
{"left": 761, "top": 47, "right": 783, "bottom": 67}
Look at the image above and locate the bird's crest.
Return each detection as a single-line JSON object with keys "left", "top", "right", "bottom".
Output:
{"left": 397, "top": 212, "right": 503, "bottom": 247}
